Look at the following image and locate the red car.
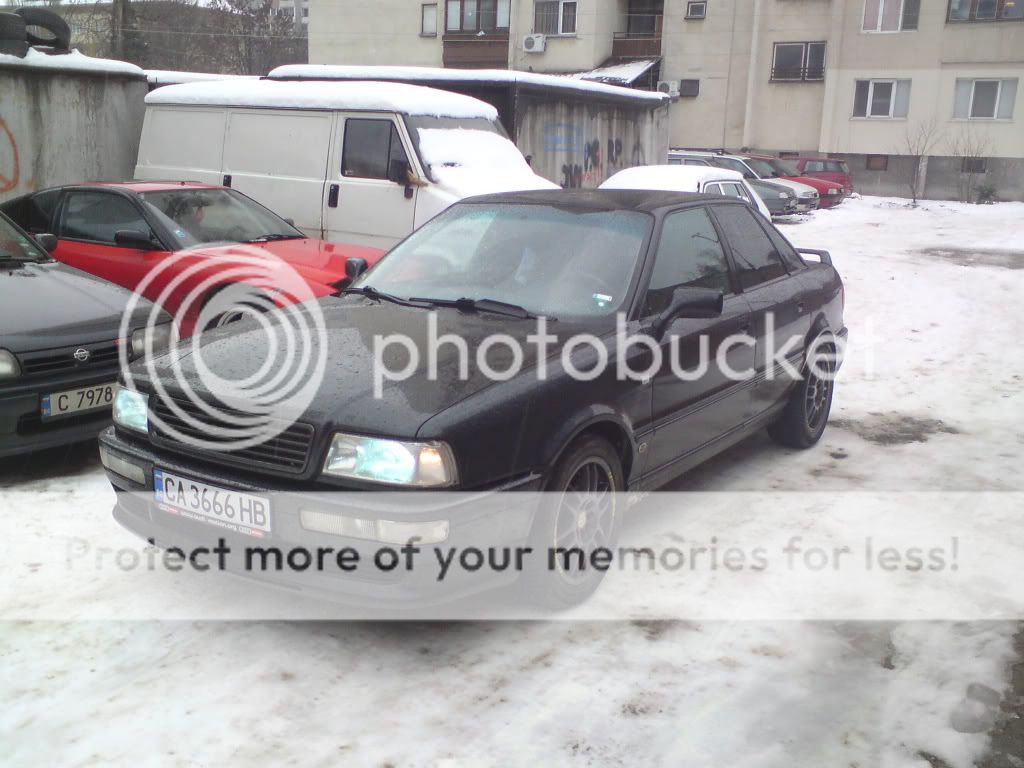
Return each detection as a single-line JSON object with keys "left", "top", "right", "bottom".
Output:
{"left": 748, "top": 156, "right": 846, "bottom": 208}
{"left": 793, "top": 157, "right": 854, "bottom": 195}
{"left": 1, "top": 182, "right": 383, "bottom": 336}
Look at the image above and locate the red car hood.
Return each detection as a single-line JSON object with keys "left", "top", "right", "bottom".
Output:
{"left": 783, "top": 175, "right": 843, "bottom": 195}
{"left": 198, "top": 238, "right": 384, "bottom": 289}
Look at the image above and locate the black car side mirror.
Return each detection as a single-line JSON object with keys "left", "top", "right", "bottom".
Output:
{"left": 345, "top": 256, "right": 369, "bottom": 282}
{"left": 652, "top": 287, "right": 724, "bottom": 338}
{"left": 115, "top": 229, "right": 159, "bottom": 250}
{"left": 34, "top": 233, "right": 58, "bottom": 253}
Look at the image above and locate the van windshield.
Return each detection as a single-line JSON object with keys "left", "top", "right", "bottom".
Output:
{"left": 139, "top": 188, "right": 304, "bottom": 249}
{"left": 404, "top": 116, "right": 525, "bottom": 182}
{"left": 352, "top": 202, "right": 652, "bottom": 318}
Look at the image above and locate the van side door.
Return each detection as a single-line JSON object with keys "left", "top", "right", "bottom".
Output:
{"left": 323, "top": 114, "right": 418, "bottom": 249}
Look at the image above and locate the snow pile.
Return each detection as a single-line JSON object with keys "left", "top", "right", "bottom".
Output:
{"left": 269, "top": 63, "right": 669, "bottom": 103}
{"left": 0, "top": 47, "right": 144, "bottom": 76}
{"left": 571, "top": 58, "right": 658, "bottom": 85}
{"left": 599, "top": 164, "right": 744, "bottom": 192}
{"left": 146, "top": 79, "right": 500, "bottom": 119}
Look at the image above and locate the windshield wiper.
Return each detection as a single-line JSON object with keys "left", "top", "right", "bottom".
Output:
{"left": 0, "top": 254, "right": 49, "bottom": 267}
{"left": 244, "top": 234, "right": 304, "bottom": 243}
{"left": 339, "top": 285, "right": 429, "bottom": 308}
{"left": 407, "top": 296, "right": 546, "bottom": 321}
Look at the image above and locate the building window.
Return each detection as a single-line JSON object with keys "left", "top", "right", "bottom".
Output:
{"left": 770, "top": 41, "right": 826, "bottom": 81}
{"left": 422, "top": 3, "right": 438, "bottom": 35}
{"left": 534, "top": 0, "right": 577, "bottom": 35}
{"left": 961, "top": 157, "right": 988, "bottom": 173}
{"left": 865, "top": 155, "right": 889, "bottom": 171}
{"left": 853, "top": 79, "right": 911, "bottom": 118}
{"left": 948, "top": 0, "right": 1024, "bottom": 21}
{"left": 685, "top": 1, "right": 707, "bottom": 19}
{"left": 863, "top": 0, "right": 920, "bottom": 31}
{"left": 953, "top": 78, "right": 1018, "bottom": 119}
{"left": 447, "top": 0, "right": 511, "bottom": 32}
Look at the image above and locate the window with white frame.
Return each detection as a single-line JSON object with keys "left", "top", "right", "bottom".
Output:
{"left": 862, "top": 0, "right": 920, "bottom": 31}
{"left": 853, "top": 79, "right": 912, "bottom": 118}
{"left": 422, "top": 3, "right": 438, "bottom": 35}
{"left": 534, "top": 0, "right": 577, "bottom": 35}
{"left": 953, "top": 78, "right": 1018, "bottom": 119}
{"left": 770, "top": 41, "right": 826, "bottom": 81}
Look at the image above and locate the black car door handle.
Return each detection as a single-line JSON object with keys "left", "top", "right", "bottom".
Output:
{"left": 328, "top": 184, "right": 340, "bottom": 208}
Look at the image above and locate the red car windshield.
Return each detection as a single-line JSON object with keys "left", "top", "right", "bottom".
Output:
{"left": 139, "top": 188, "right": 303, "bottom": 249}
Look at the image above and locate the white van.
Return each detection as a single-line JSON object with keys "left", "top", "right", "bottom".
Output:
{"left": 599, "top": 165, "right": 772, "bottom": 220}
{"left": 135, "top": 80, "right": 558, "bottom": 249}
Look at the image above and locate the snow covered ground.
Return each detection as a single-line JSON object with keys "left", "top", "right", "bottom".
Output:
{"left": 2, "top": 196, "right": 1022, "bottom": 767}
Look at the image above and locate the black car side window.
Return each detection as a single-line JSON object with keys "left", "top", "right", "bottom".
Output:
{"left": 712, "top": 204, "right": 787, "bottom": 291}
{"left": 764, "top": 224, "right": 807, "bottom": 272}
{"left": 342, "top": 119, "right": 409, "bottom": 180}
{"left": 643, "top": 207, "right": 732, "bottom": 316}
{"left": 60, "top": 192, "right": 149, "bottom": 245}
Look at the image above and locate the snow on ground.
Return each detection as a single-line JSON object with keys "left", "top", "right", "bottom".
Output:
{"left": 2, "top": 196, "right": 1023, "bottom": 767}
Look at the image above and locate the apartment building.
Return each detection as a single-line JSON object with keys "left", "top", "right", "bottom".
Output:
{"left": 309, "top": 0, "right": 1024, "bottom": 199}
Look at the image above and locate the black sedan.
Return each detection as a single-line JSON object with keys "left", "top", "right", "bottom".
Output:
{"left": 0, "top": 212, "right": 171, "bottom": 458}
{"left": 748, "top": 179, "right": 799, "bottom": 217}
{"left": 99, "top": 190, "right": 846, "bottom": 605}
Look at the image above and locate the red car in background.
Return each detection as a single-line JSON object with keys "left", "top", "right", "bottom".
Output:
{"left": 750, "top": 156, "right": 846, "bottom": 208}
{"left": 1, "top": 182, "right": 383, "bottom": 336}
{"left": 794, "top": 157, "right": 854, "bottom": 195}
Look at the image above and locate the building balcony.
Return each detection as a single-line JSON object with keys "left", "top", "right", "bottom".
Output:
{"left": 612, "top": 30, "right": 662, "bottom": 58}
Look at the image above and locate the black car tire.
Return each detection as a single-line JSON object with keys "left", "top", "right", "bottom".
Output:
{"left": 14, "top": 8, "right": 71, "bottom": 50}
{"left": 767, "top": 336, "right": 836, "bottom": 449}
{"left": 525, "top": 434, "right": 624, "bottom": 607}
{"left": 0, "top": 11, "right": 26, "bottom": 41}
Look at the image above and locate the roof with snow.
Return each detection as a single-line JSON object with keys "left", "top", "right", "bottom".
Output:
{"left": 571, "top": 59, "right": 659, "bottom": 86}
{"left": 145, "top": 79, "right": 500, "bottom": 119}
{"left": 268, "top": 64, "right": 668, "bottom": 105}
{"left": 0, "top": 47, "right": 145, "bottom": 77}
{"left": 599, "top": 165, "right": 744, "bottom": 192}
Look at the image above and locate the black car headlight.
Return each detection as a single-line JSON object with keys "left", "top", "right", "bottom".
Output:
{"left": 131, "top": 322, "right": 175, "bottom": 359}
{"left": 322, "top": 432, "right": 458, "bottom": 487}
{"left": 0, "top": 348, "right": 21, "bottom": 380}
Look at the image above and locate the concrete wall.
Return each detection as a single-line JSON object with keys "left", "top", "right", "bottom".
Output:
{"left": 0, "top": 66, "right": 147, "bottom": 203}
{"left": 508, "top": 0, "right": 620, "bottom": 73}
{"left": 514, "top": 92, "right": 670, "bottom": 187}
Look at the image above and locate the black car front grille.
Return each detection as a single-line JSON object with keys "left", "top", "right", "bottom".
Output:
{"left": 149, "top": 393, "right": 316, "bottom": 476}
{"left": 18, "top": 340, "right": 122, "bottom": 378}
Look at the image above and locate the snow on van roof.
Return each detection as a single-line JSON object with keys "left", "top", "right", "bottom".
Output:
{"left": 145, "top": 70, "right": 259, "bottom": 86}
{"left": 144, "top": 79, "right": 500, "bottom": 119}
{"left": 0, "top": 47, "right": 144, "bottom": 77}
{"left": 268, "top": 65, "right": 669, "bottom": 104}
{"left": 599, "top": 165, "right": 743, "bottom": 192}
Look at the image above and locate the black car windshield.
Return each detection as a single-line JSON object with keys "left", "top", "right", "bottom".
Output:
{"left": 0, "top": 215, "right": 51, "bottom": 266}
{"left": 138, "top": 188, "right": 304, "bottom": 249}
{"left": 355, "top": 203, "right": 652, "bottom": 318}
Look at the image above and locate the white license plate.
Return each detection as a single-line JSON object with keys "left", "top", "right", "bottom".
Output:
{"left": 153, "top": 469, "right": 272, "bottom": 538}
{"left": 41, "top": 382, "right": 116, "bottom": 420}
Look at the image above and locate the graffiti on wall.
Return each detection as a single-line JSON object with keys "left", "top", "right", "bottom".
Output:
{"left": 539, "top": 118, "right": 651, "bottom": 189}
{"left": 0, "top": 117, "right": 19, "bottom": 194}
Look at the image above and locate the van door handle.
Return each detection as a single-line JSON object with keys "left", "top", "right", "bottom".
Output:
{"left": 222, "top": 174, "right": 232, "bottom": 188}
{"left": 328, "top": 184, "right": 339, "bottom": 208}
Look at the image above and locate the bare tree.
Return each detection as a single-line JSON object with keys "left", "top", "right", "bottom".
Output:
{"left": 946, "top": 127, "right": 993, "bottom": 204}
{"left": 900, "top": 117, "right": 941, "bottom": 206}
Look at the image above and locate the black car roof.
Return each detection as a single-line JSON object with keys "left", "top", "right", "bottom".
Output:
{"left": 460, "top": 188, "right": 732, "bottom": 213}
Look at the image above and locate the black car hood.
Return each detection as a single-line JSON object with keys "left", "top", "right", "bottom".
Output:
{"left": 0, "top": 261, "right": 164, "bottom": 352}
{"left": 140, "top": 299, "right": 603, "bottom": 438}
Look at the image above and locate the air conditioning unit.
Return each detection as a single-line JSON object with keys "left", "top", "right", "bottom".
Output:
{"left": 657, "top": 80, "right": 680, "bottom": 98}
{"left": 522, "top": 34, "right": 546, "bottom": 53}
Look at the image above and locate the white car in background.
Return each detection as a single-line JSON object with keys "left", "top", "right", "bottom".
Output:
{"left": 599, "top": 165, "right": 772, "bottom": 220}
{"left": 668, "top": 150, "right": 820, "bottom": 212}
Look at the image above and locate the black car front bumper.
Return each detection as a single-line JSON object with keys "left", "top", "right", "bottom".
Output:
{"left": 0, "top": 370, "right": 117, "bottom": 458}
{"left": 98, "top": 427, "right": 545, "bottom": 606}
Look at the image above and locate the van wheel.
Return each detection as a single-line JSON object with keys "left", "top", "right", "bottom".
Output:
{"left": 525, "top": 435, "right": 624, "bottom": 608}
{"left": 767, "top": 337, "right": 836, "bottom": 449}
{"left": 14, "top": 8, "right": 71, "bottom": 49}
